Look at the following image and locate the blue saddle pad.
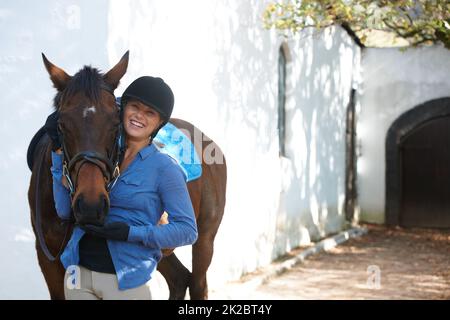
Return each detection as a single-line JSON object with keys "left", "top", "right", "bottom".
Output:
{"left": 154, "top": 122, "right": 202, "bottom": 182}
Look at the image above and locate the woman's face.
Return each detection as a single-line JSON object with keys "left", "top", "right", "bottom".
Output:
{"left": 123, "top": 99, "right": 163, "bottom": 142}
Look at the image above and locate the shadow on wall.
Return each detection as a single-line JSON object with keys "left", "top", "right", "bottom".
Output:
{"left": 273, "top": 26, "right": 358, "bottom": 258}
{"left": 208, "top": 0, "right": 357, "bottom": 273}
{"left": 207, "top": 0, "right": 281, "bottom": 277}
{"left": 211, "top": 1, "right": 275, "bottom": 152}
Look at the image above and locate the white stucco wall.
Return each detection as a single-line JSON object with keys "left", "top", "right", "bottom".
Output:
{"left": 1, "top": 0, "right": 357, "bottom": 299}
{"left": 277, "top": 26, "right": 360, "bottom": 249}
{"left": 357, "top": 45, "right": 450, "bottom": 223}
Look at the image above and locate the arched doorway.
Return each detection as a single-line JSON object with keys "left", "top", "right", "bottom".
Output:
{"left": 386, "top": 97, "right": 450, "bottom": 228}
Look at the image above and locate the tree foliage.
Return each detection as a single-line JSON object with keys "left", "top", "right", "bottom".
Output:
{"left": 263, "top": 0, "right": 450, "bottom": 49}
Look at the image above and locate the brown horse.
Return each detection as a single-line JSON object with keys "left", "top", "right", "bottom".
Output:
{"left": 27, "top": 52, "right": 226, "bottom": 300}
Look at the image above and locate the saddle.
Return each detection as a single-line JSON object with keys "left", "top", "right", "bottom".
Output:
{"left": 153, "top": 122, "right": 202, "bottom": 182}
{"left": 27, "top": 125, "right": 47, "bottom": 171}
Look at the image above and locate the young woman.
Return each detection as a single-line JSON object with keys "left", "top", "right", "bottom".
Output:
{"left": 48, "top": 76, "right": 197, "bottom": 300}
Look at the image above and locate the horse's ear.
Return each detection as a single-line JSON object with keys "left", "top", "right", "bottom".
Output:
{"left": 42, "top": 53, "right": 71, "bottom": 92}
{"left": 103, "top": 51, "right": 129, "bottom": 90}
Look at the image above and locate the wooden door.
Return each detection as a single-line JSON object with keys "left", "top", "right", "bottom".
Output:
{"left": 401, "top": 116, "right": 450, "bottom": 228}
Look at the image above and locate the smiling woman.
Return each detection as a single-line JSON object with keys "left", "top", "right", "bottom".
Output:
{"left": 123, "top": 101, "right": 162, "bottom": 146}
{"left": 118, "top": 76, "right": 174, "bottom": 172}
{"left": 47, "top": 73, "right": 198, "bottom": 300}
{"left": 28, "top": 54, "right": 226, "bottom": 300}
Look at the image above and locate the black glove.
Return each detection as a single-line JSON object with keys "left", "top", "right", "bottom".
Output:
{"left": 81, "top": 222, "right": 130, "bottom": 241}
{"left": 44, "top": 111, "right": 61, "bottom": 151}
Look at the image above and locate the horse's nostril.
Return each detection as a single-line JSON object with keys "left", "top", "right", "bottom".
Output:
{"left": 74, "top": 196, "right": 83, "bottom": 214}
{"left": 104, "top": 196, "right": 109, "bottom": 212}
{"left": 98, "top": 195, "right": 109, "bottom": 220}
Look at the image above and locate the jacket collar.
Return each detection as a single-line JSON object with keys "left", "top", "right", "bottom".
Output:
{"left": 137, "top": 143, "right": 158, "bottom": 160}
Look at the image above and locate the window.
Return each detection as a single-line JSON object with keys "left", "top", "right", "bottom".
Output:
{"left": 278, "top": 46, "right": 287, "bottom": 157}
{"left": 345, "top": 89, "right": 357, "bottom": 222}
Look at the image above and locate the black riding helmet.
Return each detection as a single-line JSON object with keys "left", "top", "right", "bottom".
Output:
{"left": 120, "top": 76, "right": 174, "bottom": 139}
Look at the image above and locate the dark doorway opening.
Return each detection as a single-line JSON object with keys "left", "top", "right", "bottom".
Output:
{"left": 386, "top": 97, "right": 450, "bottom": 228}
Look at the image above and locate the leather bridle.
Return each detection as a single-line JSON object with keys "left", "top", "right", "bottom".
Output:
{"left": 36, "top": 83, "right": 124, "bottom": 261}
{"left": 60, "top": 83, "right": 123, "bottom": 198}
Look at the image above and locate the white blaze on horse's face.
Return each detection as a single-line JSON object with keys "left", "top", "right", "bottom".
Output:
{"left": 83, "top": 106, "right": 96, "bottom": 118}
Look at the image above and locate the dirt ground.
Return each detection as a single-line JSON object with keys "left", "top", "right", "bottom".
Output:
{"left": 210, "top": 224, "right": 450, "bottom": 300}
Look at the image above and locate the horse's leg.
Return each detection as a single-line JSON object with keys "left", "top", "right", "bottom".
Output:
{"left": 36, "top": 247, "right": 66, "bottom": 300}
{"left": 189, "top": 187, "right": 225, "bottom": 299}
{"left": 189, "top": 231, "right": 215, "bottom": 300}
{"left": 189, "top": 155, "right": 226, "bottom": 300}
{"left": 157, "top": 253, "right": 191, "bottom": 300}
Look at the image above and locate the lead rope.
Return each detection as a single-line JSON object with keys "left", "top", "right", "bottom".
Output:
{"left": 35, "top": 146, "right": 73, "bottom": 262}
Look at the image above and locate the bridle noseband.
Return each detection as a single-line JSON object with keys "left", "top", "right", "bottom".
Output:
{"left": 60, "top": 83, "right": 123, "bottom": 197}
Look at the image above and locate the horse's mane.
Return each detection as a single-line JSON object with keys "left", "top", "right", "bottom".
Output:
{"left": 53, "top": 66, "right": 104, "bottom": 110}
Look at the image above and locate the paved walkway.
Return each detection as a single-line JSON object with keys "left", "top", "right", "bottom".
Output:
{"left": 209, "top": 224, "right": 450, "bottom": 300}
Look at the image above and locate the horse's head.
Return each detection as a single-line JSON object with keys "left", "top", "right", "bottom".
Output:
{"left": 43, "top": 52, "right": 129, "bottom": 226}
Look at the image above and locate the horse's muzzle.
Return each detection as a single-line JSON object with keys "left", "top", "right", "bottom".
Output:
{"left": 73, "top": 194, "right": 109, "bottom": 226}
